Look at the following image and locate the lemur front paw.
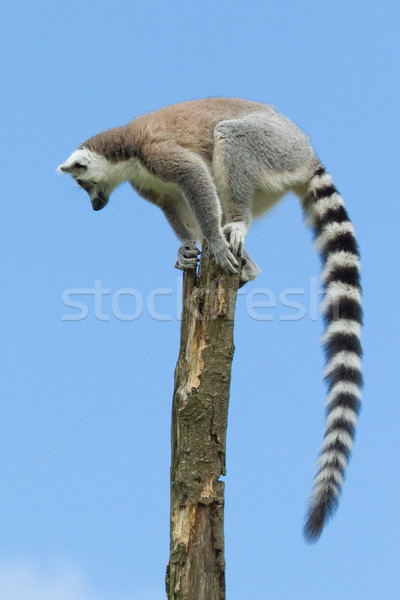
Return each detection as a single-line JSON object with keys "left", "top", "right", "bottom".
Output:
{"left": 175, "top": 241, "right": 201, "bottom": 271}
{"left": 209, "top": 238, "right": 240, "bottom": 275}
{"left": 222, "top": 222, "right": 247, "bottom": 256}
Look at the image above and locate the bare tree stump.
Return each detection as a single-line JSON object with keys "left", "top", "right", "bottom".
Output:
{"left": 166, "top": 247, "right": 241, "bottom": 600}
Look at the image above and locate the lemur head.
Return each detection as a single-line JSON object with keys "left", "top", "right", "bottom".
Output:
{"left": 58, "top": 148, "right": 124, "bottom": 211}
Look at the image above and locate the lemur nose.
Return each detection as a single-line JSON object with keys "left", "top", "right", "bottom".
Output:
{"left": 91, "top": 194, "right": 108, "bottom": 211}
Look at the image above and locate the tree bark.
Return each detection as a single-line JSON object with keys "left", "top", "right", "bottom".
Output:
{"left": 166, "top": 246, "right": 241, "bottom": 600}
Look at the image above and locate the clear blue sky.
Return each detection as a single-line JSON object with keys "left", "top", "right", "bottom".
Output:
{"left": 2, "top": 1, "right": 400, "bottom": 598}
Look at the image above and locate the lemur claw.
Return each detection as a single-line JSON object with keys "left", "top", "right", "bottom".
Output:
{"left": 175, "top": 241, "right": 200, "bottom": 271}
{"left": 222, "top": 222, "right": 246, "bottom": 256}
{"left": 209, "top": 239, "right": 240, "bottom": 275}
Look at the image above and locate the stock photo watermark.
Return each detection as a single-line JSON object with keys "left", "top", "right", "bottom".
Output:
{"left": 61, "top": 277, "right": 325, "bottom": 322}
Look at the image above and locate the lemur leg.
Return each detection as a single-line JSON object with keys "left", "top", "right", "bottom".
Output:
{"left": 212, "top": 120, "right": 259, "bottom": 272}
{"left": 160, "top": 198, "right": 201, "bottom": 271}
{"left": 142, "top": 142, "right": 240, "bottom": 275}
{"left": 157, "top": 145, "right": 240, "bottom": 274}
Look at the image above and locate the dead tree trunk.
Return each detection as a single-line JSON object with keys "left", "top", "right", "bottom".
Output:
{"left": 166, "top": 247, "right": 241, "bottom": 600}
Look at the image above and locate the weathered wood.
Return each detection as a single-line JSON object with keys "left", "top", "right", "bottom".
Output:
{"left": 166, "top": 247, "right": 241, "bottom": 600}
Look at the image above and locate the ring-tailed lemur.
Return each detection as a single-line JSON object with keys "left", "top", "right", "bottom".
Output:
{"left": 58, "top": 98, "right": 362, "bottom": 542}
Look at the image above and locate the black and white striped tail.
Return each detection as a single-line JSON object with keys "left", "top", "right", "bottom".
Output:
{"left": 302, "top": 165, "right": 363, "bottom": 543}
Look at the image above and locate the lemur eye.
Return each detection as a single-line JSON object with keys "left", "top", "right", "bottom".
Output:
{"left": 72, "top": 162, "right": 87, "bottom": 170}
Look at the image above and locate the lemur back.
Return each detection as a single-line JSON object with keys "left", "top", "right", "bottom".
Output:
{"left": 58, "top": 98, "right": 362, "bottom": 541}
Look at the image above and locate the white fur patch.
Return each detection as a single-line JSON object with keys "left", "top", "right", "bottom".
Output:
{"left": 308, "top": 172, "right": 333, "bottom": 193}
{"left": 326, "top": 381, "right": 362, "bottom": 408}
{"left": 322, "top": 319, "right": 362, "bottom": 342}
{"left": 321, "top": 281, "right": 361, "bottom": 314}
{"left": 57, "top": 148, "right": 104, "bottom": 174}
{"left": 305, "top": 192, "right": 345, "bottom": 227}
{"left": 321, "top": 251, "right": 361, "bottom": 283}
{"left": 259, "top": 164, "right": 312, "bottom": 193}
{"left": 129, "top": 158, "right": 182, "bottom": 197}
{"left": 318, "top": 450, "right": 348, "bottom": 469}
{"left": 58, "top": 148, "right": 131, "bottom": 194}
{"left": 315, "top": 221, "right": 355, "bottom": 252}
{"left": 322, "top": 429, "right": 353, "bottom": 452}
{"left": 326, "top": 406, "right": 358, "bottom": 428}
{"left": 251, "top": 165, "right": 312, "bottom": 218}
{"left": 324, "top": 351, "right": 361, "bottom": 377}
{"left": 314, "top": 466, "right": 344, "bottom": 487}
{"left": 212, "top": 143, "right": 229, "bottom": 206}
{"left": 313, "top": 193, "right": 344, "bottom": 216}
